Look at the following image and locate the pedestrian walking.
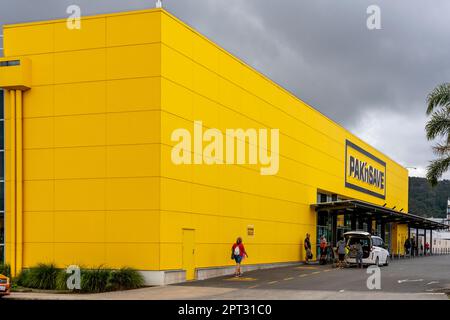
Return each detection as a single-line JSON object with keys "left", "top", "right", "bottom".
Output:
{"left": 231, "top": 237, "right": 248, "bottom": 277}
{"left": 336, "top": 237, "right": 347, "bottom": 268}
{"left": 355, "top": 241, "right": 363, "bottom": 268}
{"left": 411, "top": 237, "right": 416, "bottom": 257}
{"left": 304, "top": 233, "right": 312, "bottom": 264}
{"left": 404, "top": 238, "right": 411, "bottom": 256}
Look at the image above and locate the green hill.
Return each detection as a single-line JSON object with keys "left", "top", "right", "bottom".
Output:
{"left": 409, "top": 177, "right": 449, "bottom": 218}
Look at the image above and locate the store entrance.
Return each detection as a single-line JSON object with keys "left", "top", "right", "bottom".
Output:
{"left": 316, "top": 210, "right": 352, "bottom": 257}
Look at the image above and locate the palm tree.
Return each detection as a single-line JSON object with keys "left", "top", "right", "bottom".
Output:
{"left": 425, "top": 83, "right": 450, "bottom": 186}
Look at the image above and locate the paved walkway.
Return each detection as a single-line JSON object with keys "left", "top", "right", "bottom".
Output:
{"left": 5, "top": 286, "right": 447, "bottom": 300}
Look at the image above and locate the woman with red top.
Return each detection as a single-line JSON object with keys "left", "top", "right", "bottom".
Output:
{"left": 231, "top": 237, "right": 248, "bottom": 277}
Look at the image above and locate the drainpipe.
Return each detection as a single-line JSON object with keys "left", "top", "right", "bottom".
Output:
{"left": 8, "top": 89, "right": 24, "bottom": 277}
{"left": 0, "top": 57, "right": 31, "bottom": 276}
{"left": 9, "top": 90, "right": 16, "bottom": 276}
{"left": 15, "top": 89, "right": 24, "bottom": 275}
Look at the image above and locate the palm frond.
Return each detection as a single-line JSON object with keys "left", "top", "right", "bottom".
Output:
{"left": 426, "top": 156, "right": 450, "bottom": 186}
{"left": 427, "top": 83, "right": 450, "bottom": 115}
{"left": 425, "top": 108, "right": 450, "bottom": 140}
{"left": 432, "top": 142, "right": 450, "bottom": 156}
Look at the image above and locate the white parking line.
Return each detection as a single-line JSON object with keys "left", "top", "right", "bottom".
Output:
{"left": 398, "top": 279, "right": 424, "bottom": 284}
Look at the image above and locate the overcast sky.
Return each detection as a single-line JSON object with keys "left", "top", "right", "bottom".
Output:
{"left": 1, "top": 0, "right": 450, "bottom": 179}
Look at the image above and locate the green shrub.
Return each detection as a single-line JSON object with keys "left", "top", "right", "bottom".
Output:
{"left": 55, "top": 269, "right": 72, "bottom": 291}
{"left": 15, "top": 268, "right": 31, "bottom": 287}
{"left": 12, "top": 263, "right": 144, "bottom": 293}
{"left": 16, "top": 263, "right": 60, "bottom": 290}
{"left": 0, "top": 264, "right": 11, "bottom": 278}
{"left": 81, "top": 266, "right": 111, "bottom": 293}
{"left": 106, "top": 267, "right": 144, "bottom": 291}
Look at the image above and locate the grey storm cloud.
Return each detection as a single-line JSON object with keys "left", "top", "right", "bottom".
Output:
{"left": 1, "top": 0, "right": 450, "bottom": 176}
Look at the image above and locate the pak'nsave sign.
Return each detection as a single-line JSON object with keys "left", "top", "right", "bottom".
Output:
{"left": 345, "top": 140, "right": 386, "bottom": 200}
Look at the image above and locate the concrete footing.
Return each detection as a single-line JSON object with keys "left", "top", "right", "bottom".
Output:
{"left": 140, "top": 261, "right": 303, "bottom": 286}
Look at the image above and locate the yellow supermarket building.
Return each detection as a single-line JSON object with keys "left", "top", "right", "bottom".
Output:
{"left": 0, "top": 8, "right": 446, "bottom": 285}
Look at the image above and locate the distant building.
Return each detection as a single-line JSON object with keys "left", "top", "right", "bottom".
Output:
{"left": 428, "top": 199, "right": 450, "bottom": 254}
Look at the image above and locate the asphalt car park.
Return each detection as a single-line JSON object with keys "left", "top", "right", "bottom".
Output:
{"left": 175, "top": 254, "right": 450, "bottom": 295}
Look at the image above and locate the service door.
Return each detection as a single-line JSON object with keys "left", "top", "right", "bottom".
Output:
{"left": 182, "top": 229, "right": 195, "bottom": 280}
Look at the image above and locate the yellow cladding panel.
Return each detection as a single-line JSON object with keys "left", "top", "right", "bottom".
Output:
{"left": 105, "top": 211, "right": 160, "bottom": 243}
{"left": 106, "top": 44, "right": 161, "bottom": 80}
{"left": 106, "top": 111, "right": 160, "bottom": 145}
{"left": 54, "top": 243, "right": 106, "bottom": 267}
{"left": 55, "top": 82, "right": 106, "bottom": 116}
{"left": 24, "top": 149, "right": 54, "bottom": 180}
{"left": 55, "top": 147, "right": 106, "bottom": 179}
{"left": 23, "top": 212, "right": 54, "bottom": 243}
{"left": 55, "top": 179, "right": 105, "bottom": 211}
{"left": 107, "top": 78, "right": 161, "bottom": 113}
{"left": 54, "top": 114, "right": 106, "bottom": 147}
{"left": 106, "top": 244, "right": 159, "bottom": 270}
{"left": 23, "top": 244, "right": 54, "bottom": 267}
{"left": 193, "top": 35, "right": 219, "bottom": 72}
{"left": 160, "top": 211, "right": 193, "bottom": 243}
{"left": 161, "top": 44, "right": 193, "bottom": 88}
{"left": 160, "top": 177, "right": 192, "bottom": 213}
{"left": 54, "top": 211, "right": 105, "bottom": 242}
{"left": 106, "top": 12, "right": 161, "bottom": 46}
{"left": 159, "top": 243, "right": 182, "bottom": 270}
{"left": 106, "top": 144, "right": 160, "bottom": 178}
{"left": 23, "top": 86, "right": 54, "bottom": 118}
{"left": 392, "top": 223, "right": 408, "bottom": 255}
{"left": 55, "top": 49, "right": 106, "bottom": 83}
{"left": 161, "top": 78, "right": 193, "bottom": 120}
{"left": 24, "top": 117, "right": 54, "bottom": 149}
{"left": 30, "top": 54, "right": 54, "bottom": 86}
{"left": 4, "top": 23, "right": 53, "bottom": 56}
{"left": 193, "top": 63, "right": 219, "bottom": 101}
{"left": 161, "top": 12, "right": 193, "bottom": 57}
{"left": 54, "top": 18, "right": 105, "bottom": 51}
{"left": 24, "top": 180, "right": 54, "bottom": 212}
{"left": 106, "top": 177, "right": 160, "bottom": 211}
{"left": 160, "top": 144, "right": 192, "bottom": 182}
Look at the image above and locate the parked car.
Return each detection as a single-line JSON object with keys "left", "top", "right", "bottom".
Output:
{"left": 0, "top": 274, "right": 11, "bottom": 297}
{"left": 344, "top": 231, "right": 390, "bottom": 266}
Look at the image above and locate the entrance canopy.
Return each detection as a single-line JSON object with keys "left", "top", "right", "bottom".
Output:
{"left": 312, "top": 199, "right": 449, "bottom": 230}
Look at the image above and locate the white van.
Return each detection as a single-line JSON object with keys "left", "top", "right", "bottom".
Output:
{"left": 344, "top": 231, "right": 390, "bottom": 266}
